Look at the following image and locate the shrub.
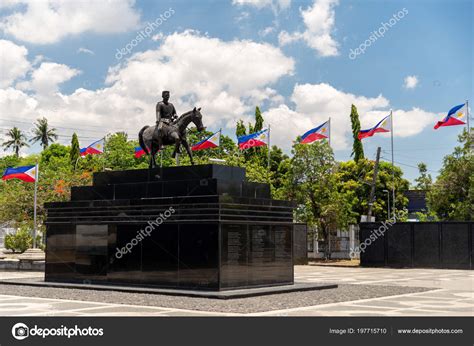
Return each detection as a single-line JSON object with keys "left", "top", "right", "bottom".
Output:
{"left": 4, "top": 227, "right": 32, "bottom": 253}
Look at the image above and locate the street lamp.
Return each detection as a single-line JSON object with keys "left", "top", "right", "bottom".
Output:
{"left": 383, "top": 189, "right": 390, "bottom": 219}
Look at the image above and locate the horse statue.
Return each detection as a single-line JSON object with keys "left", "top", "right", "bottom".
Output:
{"left": 138, "top": 107, "right": 205, "bottom": 168}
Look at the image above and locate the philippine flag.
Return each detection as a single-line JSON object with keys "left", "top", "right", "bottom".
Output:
{"left": 300, "top": 121, "right": 330, "bottom": 144}
{"left": 2, "top": 165, "right": 37, "bottom": 183}
{"left": 192, "top": 130, "right": 221, "bottom": 151}
{"left": 238, "top": 129, "right": 269, "bottom": 150}
{"left": 134, "top": 146, "right": 146, "bottom": 158}
{"left": 358, "top": 114, "right": 392, "bottom": 140}
{"left": 80, "top": 138, "right": 105, "bottom": 156}
{"left": 434, "top": 103, "right": 467, "bottom": 129}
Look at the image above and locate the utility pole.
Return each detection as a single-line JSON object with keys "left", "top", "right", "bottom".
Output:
{"left": 367, "top": 147, "right": 381, "bottom": 221}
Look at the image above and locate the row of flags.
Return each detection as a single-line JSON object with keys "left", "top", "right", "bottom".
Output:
{"left": 1, "top": 102, "right": 469, "bottom": 182}
{"left": 357, "top": 102, "right": 468, "bottom": 140}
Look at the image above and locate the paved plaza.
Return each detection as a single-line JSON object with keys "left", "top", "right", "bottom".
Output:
{"left": 0, "top": 266, "right": 472, "bottom": 316}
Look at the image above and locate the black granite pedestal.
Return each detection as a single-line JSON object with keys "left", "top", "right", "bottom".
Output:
{"left": 44, "top": 165, "right": 296, "bottom": 291}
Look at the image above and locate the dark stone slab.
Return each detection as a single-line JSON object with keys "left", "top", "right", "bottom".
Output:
{"left": 413, "top": 223, "right": 440, "bottom": 268}
{"left": 360, "top": 222, "right": 473, "bottom": 270}
{"left": 386, "top": 223, "right": 412, "bottom": 267}
{"left": 359, "top": 224, "right": 385, "bottom": 267}
{"left": 70, "top": 179, "right": 271, "bottom": 201}
{"left": 0, "top": 278, "right": 337, "bottom": 299}
{"left": 93, "top": 164, "right": 246, "bottom": 185}
{"left": 441, "top": 223, "right": 470, "bottom": 269}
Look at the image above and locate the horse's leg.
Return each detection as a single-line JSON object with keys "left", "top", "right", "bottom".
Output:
{"left": 150, "top": 142, "right": 158, "bottom": 168}
{"left": 181, "top": 139, "right": 194, "bottom": 165}
{"left": 170, "top": 132, "right": 180, "bottom": 158}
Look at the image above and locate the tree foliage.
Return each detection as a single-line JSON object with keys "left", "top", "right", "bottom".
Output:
{"left": 336, "top": 159, "right": 409, "bottom": 221}
{"left": 70, "top": 133, "right": 80, "bottom": 167}
{"left": 349, "top": 104, "right": 364, "bottom": 162}
{"left": 283, "top": 141, "right": 355, "bottom": 256}
{"left": 30, "top": 117, "right": 58, "bottom": 149}
{"left": 414, "top": 162, "right": 432, "bottom": 190}
{"left": 2, "top": 127, "right": 29, "bottom": 157}
{"left": 427, "top": 129, "right": 473, "bottom": 220}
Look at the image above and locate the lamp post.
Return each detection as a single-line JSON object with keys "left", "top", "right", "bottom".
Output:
{"left": 383, "top": 189, "right": 390, "bottom": 219}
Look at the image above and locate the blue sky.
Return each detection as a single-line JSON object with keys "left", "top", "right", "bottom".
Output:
{"left": 0, "top": 0, "right": 472, "bottom": 183}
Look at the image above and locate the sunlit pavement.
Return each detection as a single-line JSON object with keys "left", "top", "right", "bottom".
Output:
{"left": 0, "top": 266, "right": 472, "bottom": 316}
{"left": 251, "top": 266, "right": 474, "bottom": 316}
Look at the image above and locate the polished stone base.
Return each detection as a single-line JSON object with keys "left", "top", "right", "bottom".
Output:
{"left": 0, "top": 278, "right": 336, "bottom": 299}
{"left": 44, "top": 165, "right": 297, "bottom": 290}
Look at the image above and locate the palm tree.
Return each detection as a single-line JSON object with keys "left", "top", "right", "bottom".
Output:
{"left": 2, "top": 127, "right": 29, "bottom": 157}
{"left": 30, "top": 117, "right": 58, "bottom": 150}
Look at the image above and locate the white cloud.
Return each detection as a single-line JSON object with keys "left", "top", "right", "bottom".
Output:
{"left": 404, "top": 75, "right": 419, "bottom": 89}
{"left": 263, "top": 83, "right": 437, "bottom": 151}
{"left": 0, "top": 39, "right": 31, "bottom": 88}
{"left": 232, "top": 0, "right": 291, "bottom": 12}
{"left": 151, "top": 32, "right": 164, "bottom": 41}
{"left": 0, "top": 0, "right": 141, "bottom": 44}
{"left": 0, "top": 32, "right": 435, "bottom": 155}
{"left": 16, "top": 62, "right": 81, "bottom": 95}
{"left": 235, "top": 11, "right": 251, "bottom": 22}
{"left": 0, "top": 31, "right": 294, "bottom": 145}
{"left": 32, "top": 55, "right": 45, "bottom": 66}
{"left": 259, "top": 26, "right": 275, "bottom": 37}
{"left": 77, "top": 47, "right": 95, "bottom": 55}
{"left": 279, "top": 0, "right": 339, "bottom": 57}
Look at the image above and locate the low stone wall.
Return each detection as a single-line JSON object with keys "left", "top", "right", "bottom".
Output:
{"left": 359, "top": 222, "right": 473, "bottom": 269}
{"left": 0, "top": 259, "right": 45, "bottom": 271}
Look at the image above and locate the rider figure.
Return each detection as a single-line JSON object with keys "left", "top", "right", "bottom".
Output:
{"left": 156, "top": 90, "right": 177, "bottom": 150}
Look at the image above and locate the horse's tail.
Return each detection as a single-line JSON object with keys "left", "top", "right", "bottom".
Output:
{"left": 138, "top": 125, "right": 150, "bottom": 155}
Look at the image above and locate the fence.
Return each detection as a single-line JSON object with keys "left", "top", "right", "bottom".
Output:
{"left": 308, "top": 225, "right": 359, "bottom": 259}
{"left": 359, "top": 222, "right": 473, "bottom": 269}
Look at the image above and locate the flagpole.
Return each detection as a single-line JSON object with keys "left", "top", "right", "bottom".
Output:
{"left": 328, "top": 117, "right": 331, "bottom": 147}
{"left": 390, "top": 110, "right": 395, "bottom": 215}
{"left": 466, "top": 99, "right": 470, "bottom": 139}
{"left": 33, "top": 161, "right": 38, "bottom": 249}
{"left": 267, "top": 125, "right": 271, "bottom": 171}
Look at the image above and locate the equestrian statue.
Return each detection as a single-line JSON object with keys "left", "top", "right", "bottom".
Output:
{"left": 138, "top": 91, "right": 205, "bottom": 168}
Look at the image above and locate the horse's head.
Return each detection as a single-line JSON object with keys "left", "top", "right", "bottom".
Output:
{"left": 191, "top": 107, "right": 205, "bottom": 132}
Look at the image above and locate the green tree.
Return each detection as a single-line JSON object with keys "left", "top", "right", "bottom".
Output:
{"left": 41, "top": 143, "right": 69, "bottom": 165}
{"left": 236, "top": 120, "right": 246, "bottom": 137}
{"left": 269, "top": 145, "right": 289, "bottom": 195}
{"left": 70, "top": 133, "right": 80, "bottom": 167}
{"left": 349, "top": 104, "right": 364, "bottom": 162}
{"left": 0, "top": 155, "right": 20, "bottom": 173}
{"left": 427, "top": 129, "right": 473, "bottom": 220}
{"left": 285, "top": 141, "right": 355, "bottom": 258}
{"left": 30, "top": 117, "right": 58, "bottom": 150}
{"left": 254, "top": 106, "right": 264, "bottom": 132}
{"left": 336, "top": 159, "right": 409, "bottom": 221}
{"left": 414, "top": 162, "right": 432, "bottom": 190}
{"left": 2, "top": 127, "right": 29, "bottom": 157}
{"left": 103, "top": 132, "right": 136, "bottom": 170}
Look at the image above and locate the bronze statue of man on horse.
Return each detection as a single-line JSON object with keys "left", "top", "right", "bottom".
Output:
{"left": 138, "top": 90, "right": 205, "bottom": 168}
